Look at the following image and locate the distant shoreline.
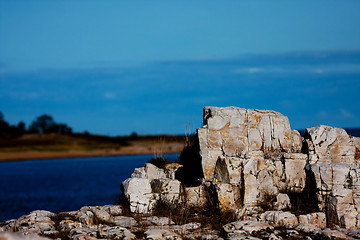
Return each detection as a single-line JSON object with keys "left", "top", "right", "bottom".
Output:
{"left": 0, "top": 145, "right": 184, "bottom": 162}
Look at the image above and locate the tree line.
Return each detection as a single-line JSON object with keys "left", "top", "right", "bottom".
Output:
{"left": 0, "top": 112, "right": 72, "bottom": 138}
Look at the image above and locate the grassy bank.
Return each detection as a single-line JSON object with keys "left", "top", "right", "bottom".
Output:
{"left": 0, "top": 133, "right": 186, "bottom": 161}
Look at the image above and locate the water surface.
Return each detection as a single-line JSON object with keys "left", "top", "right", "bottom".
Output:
{"left": 0, "top": 153, "right": 179, "bottom": 222}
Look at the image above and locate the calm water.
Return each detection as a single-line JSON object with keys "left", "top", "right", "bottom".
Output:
{"left": 0, "top": 153, "right": 179, "bottom": 222}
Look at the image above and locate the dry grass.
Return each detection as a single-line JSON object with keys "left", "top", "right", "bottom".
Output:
{"left": 151, "top": 190, "right": 236, "bottom": 230}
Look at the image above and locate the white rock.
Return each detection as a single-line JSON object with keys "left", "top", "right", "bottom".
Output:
{"left": 305, "top": 163, "right": 360, "bottom": 228}
{"left": 321, "top": 228, "right": 348, "bottom": 239}
{"left": 305, "top": 125, "right": 356, "bottom": 164}
{"left": 121, "top": 178, "right": 157, "bottom": 214}
{"left": 0, "top": 232, "right": 49, "bottom": 240}
{"left": 214, "top": 182, "right": 241, "bottom": 210}
{"left": 99, "top": 225, "right": 135, "bottom": 240}
{"left": 100, "top": 205, "right": 123, "bottom": 216}
{"left": 76, "top": 210, "right": 95, "bottom": 226}
{"left": 199, "top": 106, "right": 301, "bottom": 180}
{"left": 142, "top": 216, "right": 174, "bottom": 226}
{"left": 144, "top": 228, "right": 181, "bottom": 240}
{"left": 184, "top": 185, "right": 207, "bottom": 207}
{"left": 59, "top": 219, "right": 82, "bottom": 231}
{"left": 284, "top": 153, "right": 307, "bottom": 192}
{"left": 81, "top": 206, "right": 111, "bottom": 223}
{"left": 131, "top": 167, "right": 146, "bottom": 178}
{"left": 222, "top": 220, "right": 274, "bottom": 236}
{"left": 150, "top": 179, "right": 183, "bottom": 203}
{"left": 260, "top": 211, "right": 298, "bottom": 227}
{"left": 295, "top": 224, "right": 321, "bottom": 234}
{"left": 112, "top": 216, "right": 137, "bottom": 228}
{"left": 213, "top": 157, "right": 243, "bottom": 184}
{"left": 144, "top": 163, "right": 166, "bottom": 181}
{"left": 298, "top": 212, "right": 326, "bottom": 229}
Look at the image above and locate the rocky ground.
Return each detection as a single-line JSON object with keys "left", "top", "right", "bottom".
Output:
{"left": 1, "top": 205, "right": 360, "bottom": 239}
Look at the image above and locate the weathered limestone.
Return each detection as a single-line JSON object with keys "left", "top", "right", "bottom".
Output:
{"left": 259, "top": 211, "right": 298, "bottom": 228}
{"left": 306, "top": 163, "right": 360, "bottom": 228}
{"left": 283, "top": 153, "right": 307, "bottom": 192}
{"left": 184, "top": 185, "right": 207, "bottom": 207}
{"left": 298, "top": 212, "right": 326, "bottom": 229}
{"left": 305, "top": 125, "right": 356, "bottom": 164}
{"left": 118, "top": 106, "right": 360, "bottom": 232}
{"left": 121, "top": 177, "right": 157, "bottom": 213}
{"left": 0, "top": 232, "right": 49, "bottom": 240}
{"left": 223, "top": 221, "right": 274, "bottom": 236}
{"left": 198, "top": 106, "right": 302, "bottom": 180}
{"left": 121, "top": 163, "right": 183, "bottom": 214}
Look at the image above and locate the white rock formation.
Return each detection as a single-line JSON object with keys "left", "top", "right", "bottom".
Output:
{"left": 120, "top": 106, "right": 360, "bottom": 230}
{"left": 198, "top": 106, "right": 302, "bottom": 180}
{"left": 305, "top": 125, "right": 356, "bottom": 164}
{"left": 121, "top": 163, "right": 183, "bottom": 214}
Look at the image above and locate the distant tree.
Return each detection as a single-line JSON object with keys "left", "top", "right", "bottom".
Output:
{"left": 17, "top": 121, "right": 26, "bottom": 135}
{"left": 0, "top": 112, "right": 26, "bottom": 138}
{"left": 130, "top": 131, "right": 138, "bottom": 138}
{"left": 29, "top": 114, "right": 73, "bottom": 135}
{"left": 29, "top": 114, "right": 55, "bottom": 133}
{"left": 0, "top": 111, "right": 10, "bottom": 137}
{"left": 49, "top": 123, "right": 72, "bottom": 134}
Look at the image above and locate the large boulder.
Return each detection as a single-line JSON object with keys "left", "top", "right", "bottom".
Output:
{"left": 198, "top": 106, "right": 302, "bottom": 180}
{"left": 306, "top": 163, "right": 360, "bottom": 228}
{"left": 121, "top": 163, "right": 184, "bottom": 214}
{"left": 121, "top": 178, "right": 157, "bottom": 214}
{"left": 304, "top": 125, "right": 356, "bottom": 164}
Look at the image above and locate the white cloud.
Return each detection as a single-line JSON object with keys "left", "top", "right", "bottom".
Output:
{"left": 248, "top": 67, "right": 261, "bottom": 73}
{"left": 104, "top": 93, "right": 117, "bottom": 99}
{"left": 340, "top": 108, "right": 353, "bottom": 118}
{"left": 317, "top": 111, "right": 328, "bottom": 119}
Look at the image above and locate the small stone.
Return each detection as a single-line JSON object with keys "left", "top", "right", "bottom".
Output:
{"left": 321, "top": 228, "right": 348, "bottom": 239}
{"left": 222, "top": 220, "right": 274, "bottom": 236}
{"left": 100, "top": 205, "right": 123, "bottom": 216}
{"left": 112, "top": 216, "right": 137, "bottom": 228}
{"left": 144, "top": 228, "right": 181, "bottom": 240}
{"left": 295, "top": 224, "right": 321, "bottom": 234}
{"left": 77, "top": 210, "right": 95, "bottom": 226}
{"left": 260, "top": 211, "right": 298, "bottom": 228}
{"left": 142, "top": 216, "right": 174, "bottom": 226}
{"left": 0, "top": 232, "right": 49, "bottom": 240}
{"left": 298, "top": 212, "right": 326, "bottom": 229}
{"left": 99, "top": 225, "right": 135, "bottom": 239}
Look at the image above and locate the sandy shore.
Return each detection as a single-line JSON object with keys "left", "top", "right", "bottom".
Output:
{"left": 0, "top": 143, "right": 185, "bottom": 162}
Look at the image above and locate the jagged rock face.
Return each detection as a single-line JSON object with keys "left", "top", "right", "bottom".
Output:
{"left": 212, "top": 152, "right": 308, "bottom": 209}
{"left": 121, "top": 163, "right": 183, "bottom": 214}
{"left": 306, "top": 163, "right": 360, "bottom": 228}
{"left": 298, "top": 212, "right": 326, "bottom": 229}
{"left": 120, "top": 106, "right": 360, "bottom": 230}
{"left": 198, "top": 106, "right": 302, "bottom": 180}
{"left": 305, "top": 125, "right": 356, "bottom": 164}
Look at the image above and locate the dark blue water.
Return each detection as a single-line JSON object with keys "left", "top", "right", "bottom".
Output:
{"left": 0, "top": 153, "right": 179, "bottom": 222}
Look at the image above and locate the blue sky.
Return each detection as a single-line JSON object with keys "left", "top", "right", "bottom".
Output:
{"left": 1, "top": 1, "right": 360, "bottom": 135}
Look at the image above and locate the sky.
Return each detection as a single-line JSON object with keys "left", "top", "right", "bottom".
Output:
{"left": 0, "top": 1, "right": 360, "bottom": 135}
